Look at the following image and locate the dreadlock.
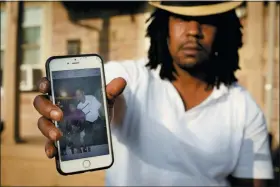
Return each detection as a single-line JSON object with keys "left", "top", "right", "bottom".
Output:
{"left": 145, "top": 9, "right": 243, "bottom": 89}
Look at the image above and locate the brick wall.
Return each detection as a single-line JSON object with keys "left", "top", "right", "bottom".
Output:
{"left": 51, "top": 2, "right": 149, "bottom": 62}
{"left": 238, "top": 4, "right": 279, "bottom": 148}
{"left": 51, "top": 3, "right": 102, "bottom": 56}
{"left": 263, "top": 5, "right": 279, "bottom": 148}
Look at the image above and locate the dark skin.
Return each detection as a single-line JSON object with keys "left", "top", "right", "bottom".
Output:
{"left": 33, "top": 13, "right": 266, "bottom": 187}
{"left": 168, "top": 15, "right": 217, "bottom": 111}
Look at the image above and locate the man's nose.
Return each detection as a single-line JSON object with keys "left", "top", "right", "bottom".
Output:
{"left": 186, "top": 21, "right": 202, "bottom": 38}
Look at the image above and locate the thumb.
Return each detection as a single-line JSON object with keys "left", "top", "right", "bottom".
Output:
{"left": 106, "top": 77, "right": 127, "bottom": 121}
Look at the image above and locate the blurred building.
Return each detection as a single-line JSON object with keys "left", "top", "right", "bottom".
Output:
{"left": 0, "top": 1, "right": 279, "bottom": 186}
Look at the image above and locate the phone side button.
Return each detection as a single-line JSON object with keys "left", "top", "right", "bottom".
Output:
{"left": 83, "top": 160, "right": 91, "bottom": 168}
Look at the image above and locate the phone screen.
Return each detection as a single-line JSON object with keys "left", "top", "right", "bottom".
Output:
{"left": 51, "top": 68, "right": 109, "bottom": 162}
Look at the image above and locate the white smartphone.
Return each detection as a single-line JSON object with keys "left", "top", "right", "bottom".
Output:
{"left": 46, "top": 54, "right": 114, "bottom": 175}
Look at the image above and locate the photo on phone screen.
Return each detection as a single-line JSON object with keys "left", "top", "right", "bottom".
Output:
{"left": 51, "top": 68, "right": 109, "bottom": 161}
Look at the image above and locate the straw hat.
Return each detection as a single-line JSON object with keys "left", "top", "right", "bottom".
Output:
{"left": 149, "top": 1, "right": 243, "bottom": 16}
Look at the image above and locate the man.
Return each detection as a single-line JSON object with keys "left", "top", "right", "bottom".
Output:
{"left": 34, "top": 1, "right": 273, "bottom": 186}
{"left": 75, "top": 89, "right": 102, "bottom": 151}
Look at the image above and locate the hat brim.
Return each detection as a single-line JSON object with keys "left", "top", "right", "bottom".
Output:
{"left": 149, "top": 1, "right": 243, "bottom": 16}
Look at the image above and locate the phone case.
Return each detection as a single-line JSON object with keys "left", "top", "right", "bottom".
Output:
{"left": 45, "top": 53, "right": 114, "bottom": 176}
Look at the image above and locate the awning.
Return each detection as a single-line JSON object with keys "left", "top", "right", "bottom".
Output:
{"left": 61, "top": 1, "right": 147, "bottom": 20}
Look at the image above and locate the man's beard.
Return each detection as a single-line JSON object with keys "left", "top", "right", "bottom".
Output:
{"left": 177, "top": 61, "right": 197, "bottom": 69}
{"left": 177, "top": 57, "right": 215, "bottom": 83}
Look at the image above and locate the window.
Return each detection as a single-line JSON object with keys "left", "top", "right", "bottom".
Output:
{"left": 0, "top": 10, "right": 7, "bottom": 87}
{"left": 21, "top": 7, "right": 42, "bottom": 65}
{"left": 67, "top": 40, "right": 81, "bottom": 55}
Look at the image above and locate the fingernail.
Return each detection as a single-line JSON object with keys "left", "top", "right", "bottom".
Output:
{"left": 49, "top": 130, "right": 57, "bottom": 140}
{"left": 39, "top": 82, "right": 46, "bottom": 91}
{"left": 50, "top": 110, "right": 60, "bottom": 120}
{"left": 46, "top": 149, "right": 52, "bottom": 157}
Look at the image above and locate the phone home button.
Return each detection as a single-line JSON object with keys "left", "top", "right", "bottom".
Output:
{"left": 83, "top": 160, "right": 91, "bottom": 168}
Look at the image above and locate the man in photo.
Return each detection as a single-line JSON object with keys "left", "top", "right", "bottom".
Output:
{"left": 75, "top": 88, "right": 102, "bottom": 152}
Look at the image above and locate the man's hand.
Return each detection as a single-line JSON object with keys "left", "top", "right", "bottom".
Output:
{"left": 33, "top": 77, "right": 127, "bottom": 159}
